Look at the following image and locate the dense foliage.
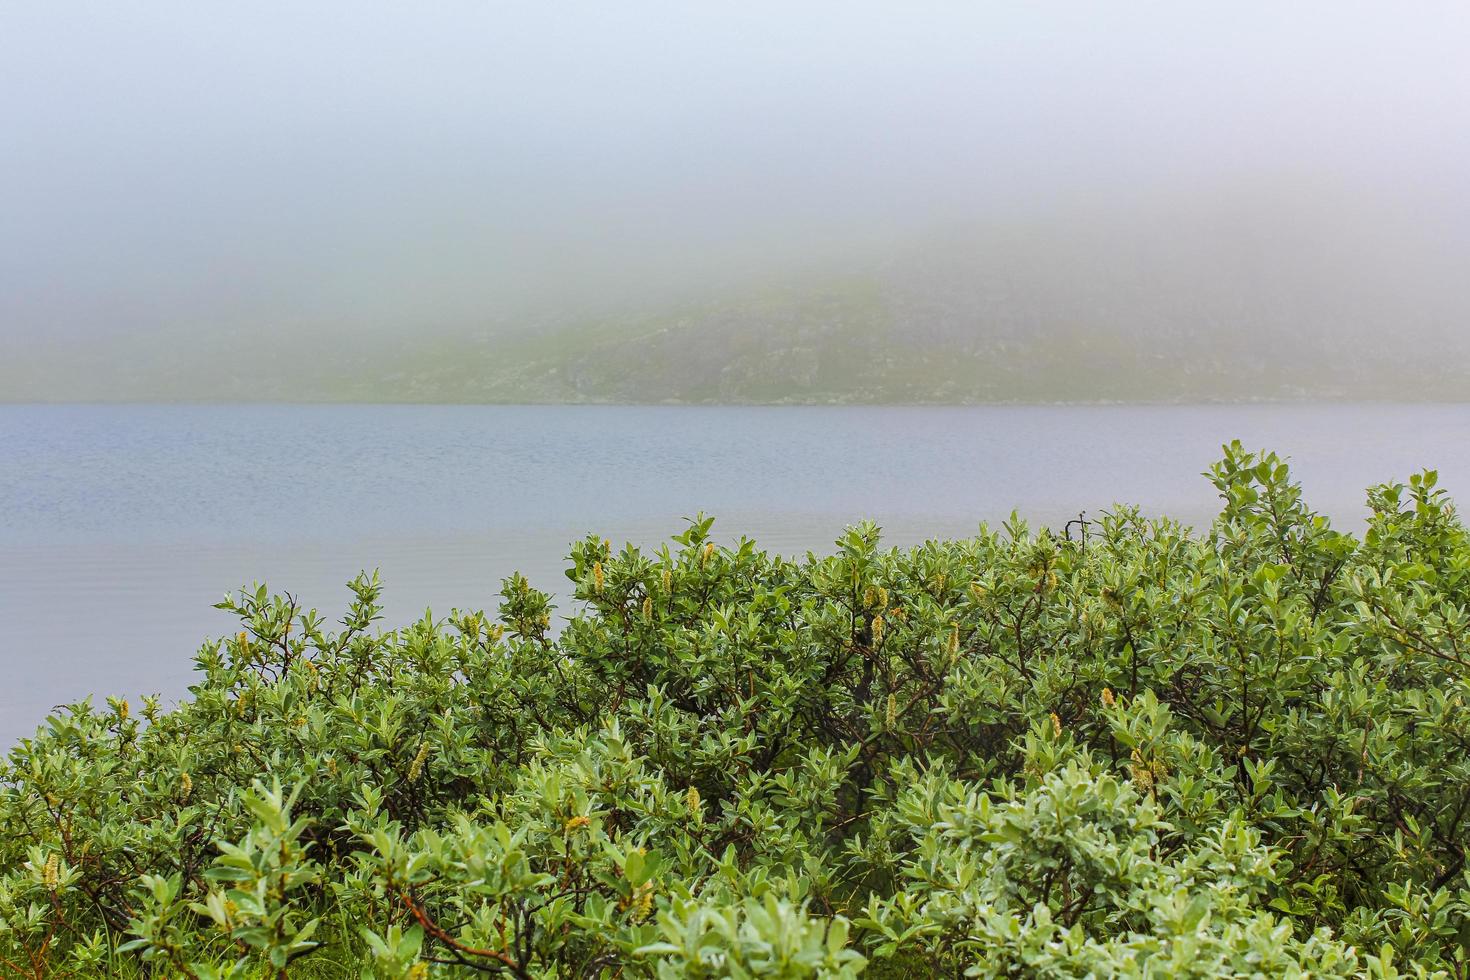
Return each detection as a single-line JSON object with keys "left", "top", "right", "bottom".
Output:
{"left": 3, "top": 443, "right": 1469, "bottom": 978}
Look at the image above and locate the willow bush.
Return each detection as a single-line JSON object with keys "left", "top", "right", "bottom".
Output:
{"left": 3, "top": 442, "right": 1469, "bottom": 978}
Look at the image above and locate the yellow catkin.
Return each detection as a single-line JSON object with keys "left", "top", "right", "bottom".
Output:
{"left": 564, "top": 815, "right": 590, "bottom": 832}
{"left": 969, "top": 582, "right": 987, "bottom": 602}
{"left": 42, "top": 852, "right": 59, "bottom": 890}
{"left": 1050, "top": 712, "right": 1063, "bottom": 738}
{"left": 934, "top": 573, "right": 947, "bottom": 593}
{"left": 1130, "top": 748, "right": 1154, "bottom": 791}
{"left": 407, "top": 743, "right": 430, "bottom": 783}
{"left": 686, "top": 785, "right": 701, "bottom": 822}
{"left": 643, "top": 596, "right": 653, "bottom": 619}
{"left": 885, "top": 693, "right": 897, "bottom": 729}
{"left": 592, "top": 561, "right": 604, "bottom": 594}
{"left": 871, "top": 615, "right": 885, "bottom": 645}
{"left": 702, "top": 542, "right": 715, "bottom": 565}
{"left": 179, "top": 771, "right": 193, "bottom": 802}
{"left": 117, "top": 699, "right": 129, "bottom": 722}
{"left": 631, "top": 883, "right": 654, "bottom": 923}
{"left": 1101, "top": 687, "right": 1115, "bottom": 708}
{"left": 947, "top": 625, "right": 960, "bottom": 659}
{"left": 661, "top": 568, "right": 672, "bottom": 592}
{"left": 407, "top": 964, "right": 429, "bottom": 980}
{"left": 488, "top": 623, "right": 504, "bottom": 642}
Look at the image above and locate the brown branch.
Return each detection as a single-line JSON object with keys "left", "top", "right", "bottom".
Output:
{"left": 399, "top": 888, "right": 532, "bottom": 979}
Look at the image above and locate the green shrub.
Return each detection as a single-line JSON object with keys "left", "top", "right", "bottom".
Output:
{"left": 2, "top": 442, "right": 1468, "bottom": 977}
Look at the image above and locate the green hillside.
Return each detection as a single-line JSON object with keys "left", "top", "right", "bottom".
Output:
{"left": 6, "top": 201, "right": 1468, "bottom": 404}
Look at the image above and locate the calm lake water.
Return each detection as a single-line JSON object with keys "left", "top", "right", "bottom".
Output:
{"left": 2, "top": 402, "right": 1467, "bottom": 744}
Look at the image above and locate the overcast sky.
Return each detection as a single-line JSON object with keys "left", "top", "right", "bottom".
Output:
{"left": 3, "top": 1, "right": 1468, "bottom": 346}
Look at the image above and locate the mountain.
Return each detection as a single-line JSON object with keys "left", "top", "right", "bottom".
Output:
{"left": 6, "top": 191, "right": 1468, "bottom": 404}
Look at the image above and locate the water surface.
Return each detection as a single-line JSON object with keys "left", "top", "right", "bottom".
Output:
{"left": 3, "top": 403, "right": 1466, "bottom": 744}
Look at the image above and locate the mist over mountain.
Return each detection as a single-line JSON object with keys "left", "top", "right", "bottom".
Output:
{"left": 5, "top": 177, "right": 1468, "bottom": 404}
{"left": 3, "top": 2, "right": 1469, "bottom": 403}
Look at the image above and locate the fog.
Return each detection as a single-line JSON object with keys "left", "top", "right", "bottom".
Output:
{"left": 2, "top": 2, "right": 1468, "bottom": 398}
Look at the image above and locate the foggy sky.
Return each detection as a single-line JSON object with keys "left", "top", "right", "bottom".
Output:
{"left": 3, "top": 2, "right": 1469, "bottom": 355}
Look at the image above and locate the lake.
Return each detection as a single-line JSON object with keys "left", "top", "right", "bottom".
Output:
{"left": 2, "top": 402, "right": 1467, "bottom": 745}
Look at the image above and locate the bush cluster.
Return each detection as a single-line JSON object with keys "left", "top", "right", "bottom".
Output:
{"left": 3, "top": 443, "right": 1469, "bottom": 978}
